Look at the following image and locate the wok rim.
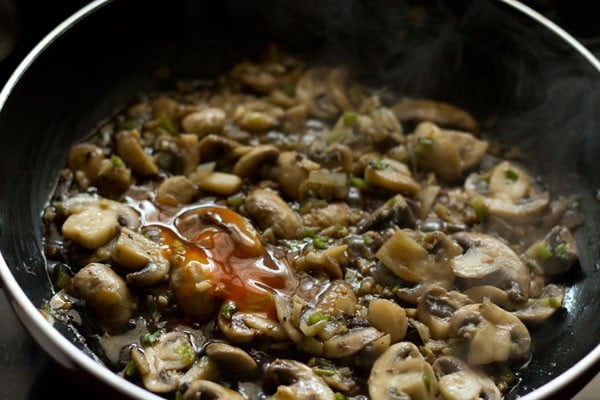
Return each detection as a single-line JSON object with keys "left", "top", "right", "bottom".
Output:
{"left": 0, "top": 0, "right": 598, "bottom": 399}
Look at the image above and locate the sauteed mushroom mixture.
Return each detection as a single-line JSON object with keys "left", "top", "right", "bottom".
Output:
{"left": 42, "top": 48, "right": 580, "bottom": 400}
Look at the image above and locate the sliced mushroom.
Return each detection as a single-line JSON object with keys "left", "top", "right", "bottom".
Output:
{"left": 115, "top": 129, "right": 159, "bottom": 177}
{"left": 183, "top": 380, "right": 245, "bottom": 400}
{"left": 416, "top": 287, "right": 473, "bottom": 339}
{"left": 189, "top": 171, "right": 243, "bottom": 196}
{"left": 276, "top": 151, "right": 320, "bottom": 200}
{"left": 218, "top": 307, "right": 287, "bottom": 344}
{"left": 174, "top": 133, "right": 201, "bottom": 175}
{"left": 62, "top": 205, "right": 120, "bottom": 249}
{"left": 112, "top": 228, "right": 170, "bottom": 286}
{"left": 449, "top": 299, "right": 531, "bottom": 365}
{"left": 233, "top": 103, "right": 281, "bottom": 133}
{"left": 69, "top": 262, "right": 135, "bottom": 330}
{"left": 409, "top": 122, "right": 487, "bottom": 181}
{"left": 451, "top": 232, "right": 530, "bottom": 302}
{"left": 464, "top": 285, "right": 515, "bottom": 311}
{"left": 180, "top": 355, "right": 220, "bottom": 387}
{"left": 233, "top": 144, "right": 279, "bottom": 178}
{"left": 513, "top": 284, "right": 564, "bottom": 323}
{"left": 368, "top": 342, "right": 438, "bottom": 400}
{"left": 156, "top": 176, "right": 198, "bottom": 206}
{"left": 205, "top": 342, "right": 258, "bottom": 376}
{"left": 266, "top": 359, "right": 336, "bottom": 400}
{"left": 130, "top": 331, "right": 197, "bottom": 393}
{"left": 61, "top": 195, "right": 141, "bottom": 230}
{"left": 367, "top": 299, "right": 408, "bottom": 343}
{"left": 299, "top": 169, "right": 349, "bottom": 200}
{"left": 364, "top": 158, "right": 420, "bottom": 195}
{"left": 392, "top": 98, "right": 479, "bottom": 132}
{"left": 323, "top": 327, "right": 385, "bottom": 358}
{"left": 170, "top": 260, "right": 219, "bottom": 319}
{"left": 182, "top": 107, "right": 226, "bottom": 136}
{"left": 197, "top": 134, "right": 245, "bottom": 163}
{"left": 524, "top": 225, "right": 579, "bottom": 275}
{"left": 244, "top": 188, "right": 301, "bottom": 239}
{"left": 67, "top": 143, "right": 106, "bottom": 181}
{"left": 152, "top": 95, "right": 180, "bottom": 119}
{"left": 432, "top": 356, "right": 501, "bottom": 400}
{"left": 357, "top": 194, "right": 415, "bottom": 232}
{"left": 302, "top": 203, "right": 357, "bottom": 230}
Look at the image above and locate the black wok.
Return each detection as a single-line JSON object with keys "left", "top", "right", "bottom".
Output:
{"left": 0, "top": 0, "right": 599, "bottom": 398}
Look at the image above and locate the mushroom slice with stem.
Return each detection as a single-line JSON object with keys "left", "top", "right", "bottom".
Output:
{"left": 524, "top": 225, "right": 579, "bottom": 275}
{"left": 183, "top": 380, "right": 245, "bottom": 400}
{"left": 367, "top": 299, "right": 408, "bottom": 343}
{"left": 357, "top": 194, "right": 415, "bottom": 233}
{"left": 451, "top": 232, "right": 530, "bottom": 303}
{"left": 232, "top": 144, "right": 279, "bottom": 179}
{"left": 432, "top": 356, "right": 501, "bottom": 400}
{"left": 112, "top": 228, "right": 170, "bottom": 286}
{"left": 276, "top": 151, "right": 320, "bottom": 200}
{"left": 181, "top": 107, "right": 226, "bottom": 137}
{"left": 449, "top": 299, "right": 531, "bottom": 365}
{"left": 244, "top": 188, "right": 301, "bottom": 239}
{"left": 364, "top": 157, "right": 421, "bottom": 196}
{"left": 218, "top": 306, "right": 287, "bottom": 344}
{"left": 368, "top": 342, "right": 438, "bottom": 400}
{"left": 322, "top": 327, "right": 386, "bottom": 359}
{"left": 115, "top": 129, "right": 159, "bottom": 177}
{"left": 266, "top": 359, "right": 337, "bottom": 400}
{"left": 409, "top": 122, "right": 487, "bottom": 182}
{"left": 513, "top": 284, "right": 564, "bottom": 323}
{"left": 130, "top": 331, "right": 196, "bottom": 393}
{"left": 416, "top": 287, "right": 473, "bottom": 339}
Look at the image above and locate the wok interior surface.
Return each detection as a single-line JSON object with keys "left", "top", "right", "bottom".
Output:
{"left": 0, "top": 0, "right": 598, "bottom": 398}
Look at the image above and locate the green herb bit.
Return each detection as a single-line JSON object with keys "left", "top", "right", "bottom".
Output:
{"left": 313, "top": 235, "right": 329, "bottom": 250}
{"left": 534, "top": 243, "right": 553, "bottom": 261}
{"left": 227, "top": 194, "right": 245, "bottom": 207}
{"left": 220, "top": 302, "right": 237, "bottom": 320}
{"left": 504, "top": 168, "right": 519, "bottom": 182}
{"left": 526, "top": 261, "right": 543, "bottom": 274}
{"left": 326, "top": 128, "right": 353, "bottom": 144}
{"left": 118, "top": 118, "right": 138, "bottom": 130}
{"left": 158, "top": 115, "right": 176, "bottom": 134}
{"left": 342, "top": 111, "right": 358, "bottom": 126}
{"left": 281, "top": 83, "right": 296, "bottom": 97}
{"left": 308, "top": 313, "right": 329, "bottom": 325}
{"left": 53, "top": 263, "right": 72, "bottom": 290}
{"left": 172, "top": 239, "right": 185, "bottom": 254}
{"left": 312, "top": 367, "right": 337, "bottom": 377}
{"left": 174, "top": 391, "right": 184, "bottom": 400}
{"left": 124, "top": 361, "right": 137, "bottom": 377}
{"left": 111, "top": 154, "right": 125, "bottom": 168}
{"left": 422, "top": 373, "right": 432, "bottom": 392}
{"left": 415, "top": 137, "right": 434, "bottom": 155}
{"left": 470, "top": 197, "right": 488, "bottom": 223}
{"left": 369, "top": 159, "right": 388, "bottom": 170}
{"left": 540, "top": 297, "right": 562, "bottom": 308}
{"left": 350, "top": 176, "right": 370, "bottom": 190}
{"left": 142, "top": 331, "right": 161, "bottom": 347}
{"left": 174, "top": 342, "right": 196, "bottom": 364}
{"left": 334, "top": 392, "right": 346, "bottom": 400}
{"left": 303, "top": 228, "right": 317, "bottom": 238}
{"left": 363, "top": 234, "right": 374, "bottom": 247}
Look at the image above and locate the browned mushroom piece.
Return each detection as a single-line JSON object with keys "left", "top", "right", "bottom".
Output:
{"left": 181, "top": 107, "right": 226, "bottom": 136}
{"left": 244, "top": 188, "right": 301, "bottom": 239}
{"left": 115, "top": 129, "right": 159, "bottom": 177}
{"left": 392, "top": 98, "right": 479, "bottom": 132}
{"left": 416, "top": 287, "right": 473, "bottom": 339}
{"left": 266, "top": 359, "right": 337, "bottom": 400}
{"left": 232, "top": 144, "right": 279, "bottom": 178}
{"left": 524, "top": 225, "right": 579, "bottom": 275}
{"left": 183, "top": 380, "right": 246, "bottom": 400}
{"left": 205, "top": 342, "right": 259, "bottom": 376}
{"left": 433, "top": 356, "right": 502, "bottom": 400}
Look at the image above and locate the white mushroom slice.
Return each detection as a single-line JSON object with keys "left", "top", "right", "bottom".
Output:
{"left": 170, "top": 260, "right": 218, "bottom": 319}
{"left": 449, "top": 299, "right": 531, "bottom": 365}
{"left": 364, "top": 158, "right": 420, "bottom": 195}
{"left": 69, "top": 263, "right": 135, "bottom": 330}
{"left": 115, "top": 129, "right": 159, "bottom": 176}
{"left": 488, "top": 161, "right": 531, "bottom": 201}
{"left": 323, "top": 327, "right": 385, "bottom": 358}
{"left": 233, "top": 144, "right": 279, "bottom": 178}
{"left": 276, "top": 151, "right": 319, "bottom": 200}
{"left": 181, "top": 107, "right": 226, "bottom": 136}
{"left": 156, "top": 176, "right": 198, "bottom": 206}
{"left": 432, "top": 356, "right": 501, "bottom": 400}
{"left": 416, "top": 287, "right": 473, "bottom": 339}
{"left": 114, "top": 229, "right": 170, "bottom": 286}
{"left": 513, "top": 284, "right": 564, "bottom": 323}
{"left": 451, "top": 232, "right": 530, "bottom": 302}
{"left": 61, "top": 195, "right": 141, "bottom": 230}
{"left": 524, "top": 225, "right": 579, "bottom": 275}
{"left": 67, "top": 143, "right": 106, "bottom": 180}
{"left": 410, "top": 122, "right": 487, "bottom": 181}
{"left": 197, "top": 134, "right": 244, "bottom": 162}
{"left": 62, "top": 206, "right": 119, "bottom": 249}
{"left": 464, "top": 285, "right": 515, "bottom": 311}
{"left": 367, "top": 299, "right": 408, "bottom": 343}
{"left": 266, "top": 359, "right": 336, "bottom": 400}
{"left": 244, "top": 188, "right": 301, "bottom": 239}
{"left": 190, "top": 171, "right": 243, "bottom": 196}
{"left": 205, "top": 342, "right": 258, "bottom": 376}
{"left": 368, "top": 342, "right": 437, "bottom": 400}
{"left": 392, "top": 98, "right": 479, "bottom": 132}
{"left": 218, "top": 307, "right": 287, "bottom": 344}
{"left": 183, "top": 380, "right": 245, "bottom": 400}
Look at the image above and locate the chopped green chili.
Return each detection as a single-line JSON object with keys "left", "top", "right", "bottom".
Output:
{"left": 227, "top": 194, "right": 245, "bottom": 207}
{"left": 312, "top": 367, "right": 337, "bottom": 376}
{"left": 505, "top": 168, "right": 519, "bottom": 182}
{"left": 220, "top": 302, "right": 237, "bottom": 320}
{"left": 174, "top": 341, "right": 196, "bottom": 364}
{"left": 414, "top": 137, "right": 434, "bottom": 155}
{"left": 308, "top": 313, "right": 329, "bottom": 325}
{"left": 142, "top": 331, "right": 161, "bottom": 347}
{"left": 334, "top": 392, "right": 346, "bottom": 400}
{"left": 534, "top": 243, "right": 553, "bottom": 260}
{"left": 158, "top": 115, "right": 176, "bottom": 134}
{"left": 342, "top": 111, "right": 358, "bottom": 126}
{"left": 111, "top": 154, "right": 125, "bottom": 168}
{"left": 471, "top": 197, "right": 488, "bottom": 223}
{"left": 369, "top": 159, "right": 388, "bottom": 170}
{"left": 313, "top": 235, "right": 329, "bottom": 250}
{"left": 350, "top": 176, "right": 370, "bottom": 190}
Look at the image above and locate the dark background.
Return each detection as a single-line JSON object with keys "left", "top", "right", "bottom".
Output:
{"left": 0, "top": 0, "right": 599, "bottom": 399}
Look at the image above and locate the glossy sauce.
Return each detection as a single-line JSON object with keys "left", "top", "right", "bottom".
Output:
{"left": 157, "top": 206, "right": 297, "bottom": 319}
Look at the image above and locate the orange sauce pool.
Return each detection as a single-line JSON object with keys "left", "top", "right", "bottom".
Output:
{"left": 157, "top": 206, "right": 296, "bottom": 319}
